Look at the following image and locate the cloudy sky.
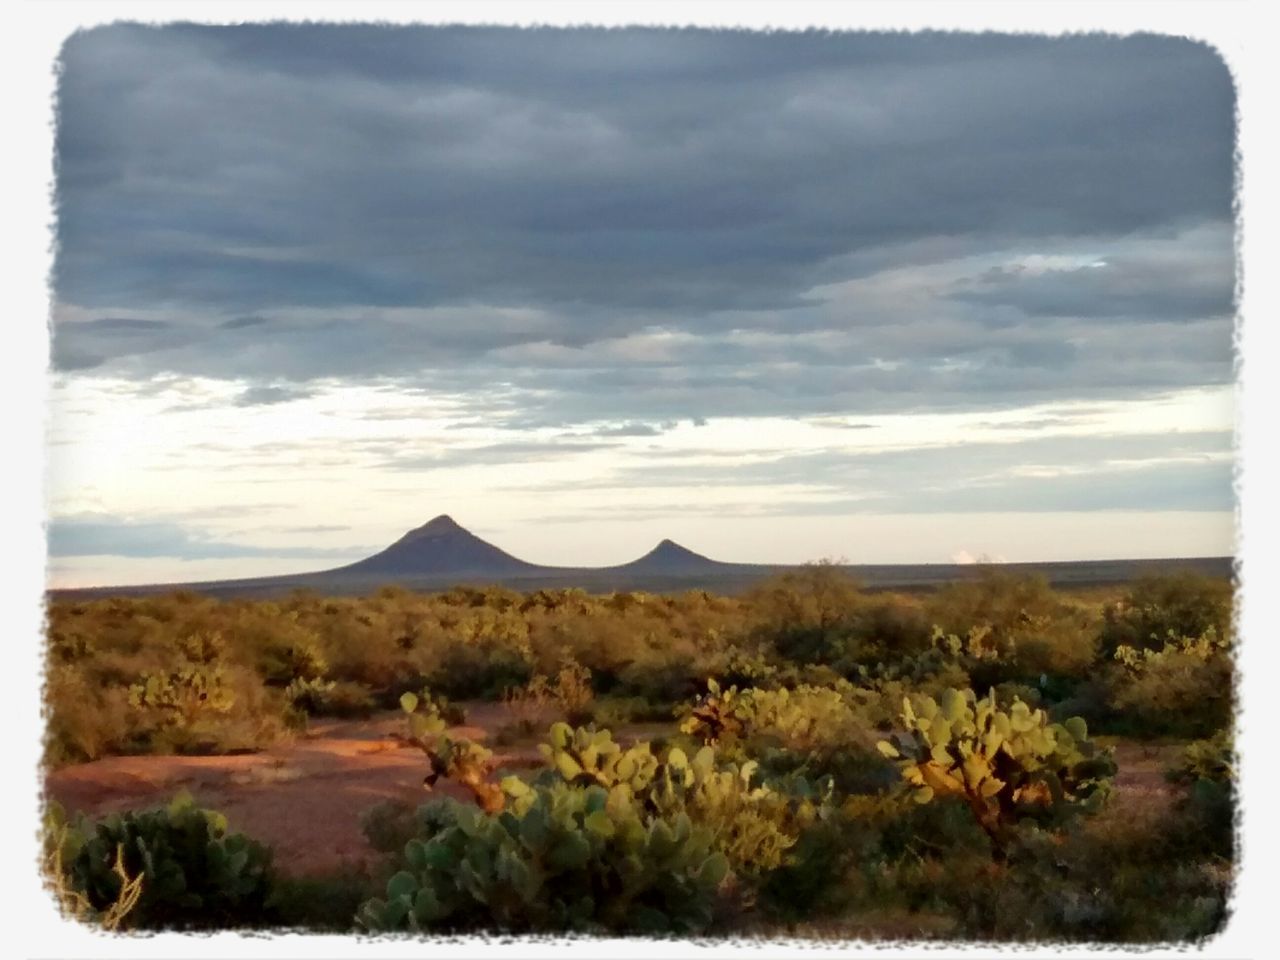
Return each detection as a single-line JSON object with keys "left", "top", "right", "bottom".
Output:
{"left": 47, "top": 26, "right": 1237, "bottom": 587}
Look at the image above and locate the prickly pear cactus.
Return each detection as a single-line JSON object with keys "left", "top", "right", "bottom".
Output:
{"left": 355, "top": 787, "right": 729, "bottom": 934}
{"left": 538, "top": 721, "right": 659, "bottom": 792}
{"left": 357, "top": 722, "right": 826, "bottom": 933}
{"left": 648, "top": 744, "right": 810, "bottom": 875}
{"left": 679, "top": 679, "right": 748, "bottom": 747}
{"left": 876, "top": 688, "right": 1115, "bottom": 858}
{"left": 400, "top": 691, "right": 502, "bottom": 812}
{"left": 52, "top": 792, "right": 272, "bottom": 930}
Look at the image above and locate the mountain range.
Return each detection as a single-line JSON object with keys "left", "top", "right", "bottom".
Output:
{"left": 327, "top": 515, "right": 729, "bottom": 581}
{"left": 51, "top": 514, "right": 1233, "bottom": 599}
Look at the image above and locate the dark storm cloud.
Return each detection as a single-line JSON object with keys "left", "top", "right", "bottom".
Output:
{"left": 46, "top": 515, "right": 365, "bottom": 560}
{"left": 952, "top": 247, "right": 1235, "bottom": 322}
{"left": 52, "top": 26, "right": 1236, "bottom": 422}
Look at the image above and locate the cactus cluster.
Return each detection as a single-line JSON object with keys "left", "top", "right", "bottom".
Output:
{"left": 126, "top": 632, "right": 237, "bottom": 738}
{"left": 1113, "top": 626, "right": 1229, "bottom": 670}
{"left": 357, "top": 719, "right": 826, "bottom": 933}
{"left": 680, "top": 679, "right": 862, "bottom": 756}
{"left": 539, "top": 722, "right": 812, "bottom": 875}
{"left": 876, "top": 688, "right": 1115, "bottom": 857}
{"left": 49, "top": 792, "right": 272, "bottom": 930}
{"left": 356, "top": 785, "right": 728, "bottom": 933}
{"left": 539, "top": 722, "right": 660, "bottom": 790}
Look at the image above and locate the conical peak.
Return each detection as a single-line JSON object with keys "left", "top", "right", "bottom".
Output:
{"left": 343, "top": 514, "right": 537, "bottom": 576}
{"left": 413, "top": 514, "right": 462, "bottom": 535}
{"left": 618, "top": 538, "right": 719, "bottom": 571}
{"left": 392, "top": 514, "right": 469, "bottom": 547}
{"left": 649, "top": 538, "right": 695, "bottom": 555}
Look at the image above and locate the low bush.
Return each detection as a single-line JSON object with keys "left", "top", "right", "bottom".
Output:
{"left": 1099, "top": 573, "right": 1234, "bottom": 659}
{"left": 1105, "top": 630, "right": 1232, "bottom": 738}
{"left": 46, "top": 793, "right": 273, "bottom": 930}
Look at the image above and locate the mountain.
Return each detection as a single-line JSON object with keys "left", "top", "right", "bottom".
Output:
{"left": 47, "top": 513, "right": 1236, "bottom": 600}
{"left": 612, "top": 538, "right": 726, "bottom": 574}
{"left": 329, "top": 514, "right": 540, "bottom": 577}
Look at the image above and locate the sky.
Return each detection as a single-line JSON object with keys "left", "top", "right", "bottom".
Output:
{"left": 46, "top": 25, "right": 1238, "bottom": 587}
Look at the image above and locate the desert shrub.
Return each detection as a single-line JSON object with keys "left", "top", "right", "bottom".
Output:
{"left": 1105, "top": 630, "right": 1232, "bottom": 738}
{"left": 254, "top": 629, "right": 328, "bottom": 685}
{"left": 503, "top": 656, "right": 595, "bottom": 726}
{"left": 925, "top": 573, "right": 1098, "bottom": 689}
{"left": 44, "top": 665, "right": 135, "bottom": 765}
{"left": 878, "top": 688, "right": 1115, "bottom": 860}
{"left": 614, "top": 655, "right": 701, "bottom": 704}
{"left": 314, "top": 679, "right": 379, "bottom": 718}
{"left": 267, "top": 871, "right": 371, "bottom": 932}
{"left": 1099, "top": 572, "right": 1234, "bottom": 659}
{"left": 844, "top": 595, "right": 934, "bottom": 662}
{"left": 1166, "top": 730, "right": 1235, "bottom": 859}
{"left": 430, "top": 640, "right": 533, "bottom": 700}
{"left": 744, "top": 562, "right": 865, "bottom": 665}
{"left": 359, "top": 800, "right": 421, "bottom": 856}
{"left": 282, "top": 675, "right": 336, "bottom": 717}
{"left": 49, "top": 793, "right": 273, "bottom": 930}
{"left": 585, "top": 695, "right": 674, "bottom": 728}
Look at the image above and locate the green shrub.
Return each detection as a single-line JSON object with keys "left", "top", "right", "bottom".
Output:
{"left": 1166, "top": 730, "right": 1235, "bottom": 859}
{"left": 267, "top": 871, "right": 371, "bottom": 932}
{"left": 926, "top": 573, "right": 1098, "bottom": 689}
{"left": 1106, "top": 630, "right": 1232, "bottom": 738}
{"left": 745, "top": 563, "right": 864, "bottom": 665}
{"left": 43, "top": 802, "right": 143, "bottom": 930}
{"left": 357, "top": 791, "right": 727, "bottom": 935}
{"left": 49, "top": 793, "right": 273, "bottom": 930}
{"left": 1099, "top": 573, "right": 1234, "bottom": 659}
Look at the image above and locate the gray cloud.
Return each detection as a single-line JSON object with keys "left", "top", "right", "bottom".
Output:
{"left": 591, "top": 421, "right": 675, "bottom": 437}
{"left": 528, "top": 456, "right": 1233, "bottom": 523}
{"left": 267, "top": 524, "right": 351, "bottom": 534}
{"left": 510, "top": 429, "right": 1235, "bottom": 514}
{"left": 382, "top": 440, "right": 619, "bottom": 471}
{"left": 952, "top": 243, "right": 1235, "bottom": 322}
{"left": 234, "top": 384, "right": 315, "bottom": 406}
{"left": 51, "top": 26, "right": 1236, "bottom": 428}
{"left": 46, "top": 515, "right": 367, "bottom": 560}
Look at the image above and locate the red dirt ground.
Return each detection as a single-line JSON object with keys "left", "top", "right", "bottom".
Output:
{"left": 43, "top": 703, "right": 547, "bottom": 876}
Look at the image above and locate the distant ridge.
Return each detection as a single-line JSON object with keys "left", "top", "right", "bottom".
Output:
{"left": 48, "top": 512, "right": 1235, "bottom": 600}
{"left": 330, "top": 514, "right": 540, "bottom": 577}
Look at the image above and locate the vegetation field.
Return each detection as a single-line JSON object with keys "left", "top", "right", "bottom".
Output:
{"left": 41, "top": 566, "right": 1236, "bottom": 941}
